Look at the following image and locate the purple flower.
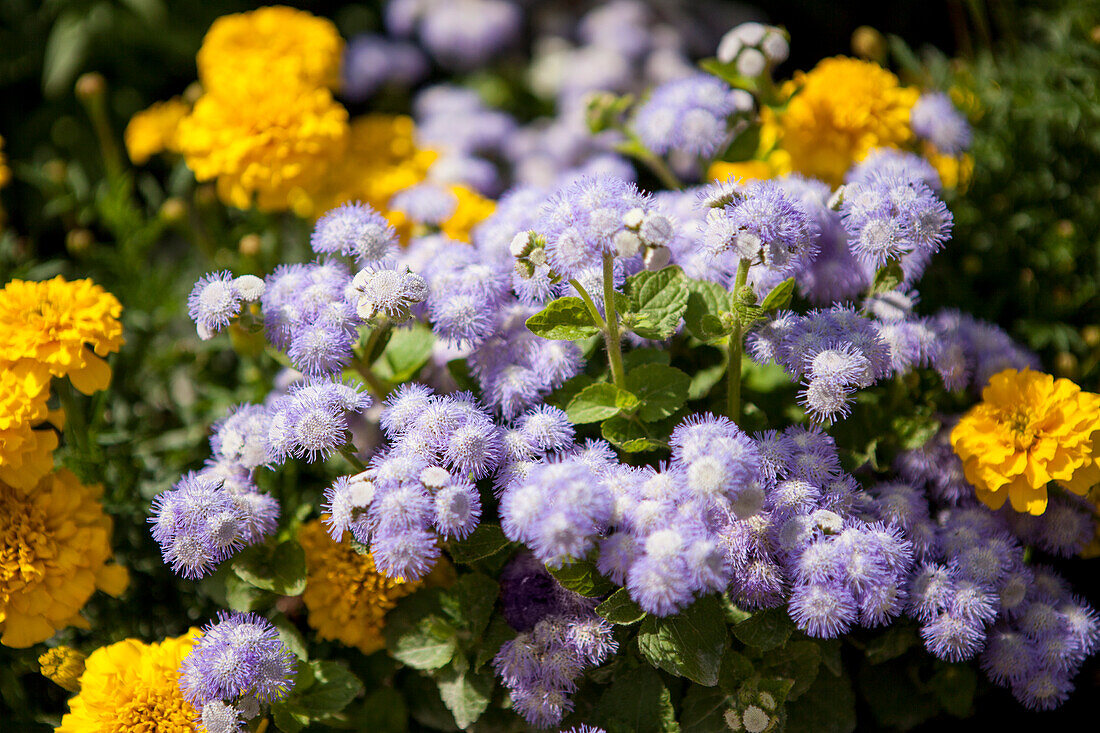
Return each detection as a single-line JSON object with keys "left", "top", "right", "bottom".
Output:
{"left": 149, "top": 472, "right": 247, "bottom": 579}
{"left": 267, "top": 378, "right": 371, "bottom": 463}
{"left": 921, "top": 611, "right": 985, "bottom": 661}
{"left": 789, "top": 582, "right": 858, "bottom": 638}
{"left": 179, "top": 611, "right": 297, "bottom": 706}
{"left": 391, "top": 183, "right": 458, "bottom": 226}
{"left": 432, "top": 480, "right": 481, "bottom": 539}
{"left": 370, "top": 524, "right": 441, "bottom": 581}
{"left": 380, "top": 383, "right": 436, "bottom": 439}
{"left": 910, "top": 92, "right": 972, "bottom": 155}
{"left": 847, "top": 148, "right": 942, "bottom": 191}
{"left": 342, "top": 34, "right": 427, "bottom": 102}
{"left": 322, "top": 473, "right": 375, "bottom": 543}
{"left": 311, "top": 202, "right": 397, "bottom": 264}
{"left": 633, "top": 74, "right": 751, "bottom": 157}
{"left": 210, "top": 404, "right": 271, "bottom": 469}
{"left": 188, "top": 271, "right": 262, "bottom": 340}
{"left": 417, "top": 0, "right": 521, "bottom": 71}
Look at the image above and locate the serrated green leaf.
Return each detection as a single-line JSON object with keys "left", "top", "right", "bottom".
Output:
{"left": 232, "top": 540, "right": 307, "bottom": 596}
{"left": 526, "top": 297, "right": 601, "bottom": 339}
{"left": 567, "top": 382, "right": 639, "bottom": 423}
{"left": 548, "top": 558, "right": 616, "bottom": 597}
{"left": 864, "top": 625, "right": 918, "bottom": 665}
{"left": 680, "top": 685, "right": 733, "bottom": 733}
{"left": 731, "top": 608, "right": 793, "bottom": 651}
{"left": 223, "top": 571, "right": 271, "bottom": 612}
{"left": 435, "top": 662, "right": 494, "bottom": 729}
{"left": 373, "top": 322, "right": 435, "bottom": 383}
{"left": 600, "top": 415, "right": 668, "bottom": 452}
{"left": 684, "top": 279, "right": 731, "bottom": 343}
{"left": 595, "top": 665, "right": 680, "bottom": 733}
{"left": 623, "top": 348, "right": 672, "bottom": 370}
{"left": 447, "top": 523, "right": 511, "bottom": 564}
{"left": 272, "top": 614, "right": 309, "bottom": 661}
{"left": 271, "top": 704, "right": 309, "bottom": 733}
{"left": 718, "top": 650, "right": 756, "bottom": 693}
{"left": 545, "top": 373, "right": 597, "bottom": 410}
{"left": 626, "top": 363, "right": 691, "bottom": 422}
{"left": 892, "top": 413, "right": 942, "bottom": 451}
{"left": 596, "top": 588, "right": 647, "bottom": 625}
{"left": 760, "top": 640, "right": 821, "bottom": 700}
{"left": 624, "top": 266, "right": 689, "bottom": 339}
{"left": 439, "top": 573, "right": 498, "bottom": 638}
{"left": 858, "top": 658, "right": 938, "bottom": 729}
{"left": 295, "top": 661, "right": 363, "bottom": 715}
{"left": 759, "top": 277, "right": 796, "bottom": 313}
{"left": 870, "top": 262, "right": 905, "bottom": 295}
{"left": 384, "top": 589, "right": 460, "bottom": 670}
{"left": 361, "top": 687, "right": 408, "bottom": 733}
{"left": 637, "top": 595, "right": 728, "bottom": 686}
{"left": 474, "top": 615, "right": 517, "bottom": 671}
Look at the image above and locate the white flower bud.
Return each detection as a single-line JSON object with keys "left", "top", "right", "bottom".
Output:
{"left": 716, "top": 33, "right": 743, "bottom": 64}
{"left": 613, "top": 229, "right": 643, "bottom": 258}
{"left": 737, "top": 48, "right": 767, "bottom": 78}
{"left": 762, "top": 31, "right": 789, "bottom": 64}
{"left": 232, "top": 274, "right": 265, "bottom": 301}
{"left": 639, "top": 213, "right": 674, "bottom": 247}
{"left": 510, "top": 231, "right": 534, "bottom": 258}
{"left": 621, "top": 207, "right": 646, "bottom": 230}
{"left": 643, "top": 245, "right": 671, "bottom": 271}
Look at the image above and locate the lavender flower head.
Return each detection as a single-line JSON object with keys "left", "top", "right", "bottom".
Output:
{"left": 179, "top": 611, "right": 297, "bottom": 708}
{"left": 210, "top": 403, "right": 271, "bottom": 469}
{"left": 417, "top": 0, "right": 522, "bottom": 71}
{"left": 311, "top": 202, "right": 397, "bottom": 264}
{"left": 633, "top": 74, "right": 752, "bottom": 157}
{"left": 910, "top": 91, "right": 972, "bottom": 155}
{"left": 267, "top": 378, "right": 371, "bottom": 463}
{"left": 390, "top": 183, "right": 458, "bottom": 226}
{"left": 188, "top": 271, "right": 264, "bottom": 340}
{"left": 348, "top": 266, "right": 429, "bottom": 321}
{"left": 342, "top": 34, "right": 427, "bottom": 102}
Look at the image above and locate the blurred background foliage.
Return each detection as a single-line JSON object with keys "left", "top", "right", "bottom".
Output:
{"left": 0, "top": 0, "right": 1098, "bottom": 729}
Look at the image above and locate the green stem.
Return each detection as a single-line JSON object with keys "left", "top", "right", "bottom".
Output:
{"left": 634, "top": 147, "right": 684, "bottom": 191}
{"left": 354, "top": 323, "right": 391, "bottom": 399}
{"left": 569, "top": 279, "right": 608, "bottom": 330}
{"left": 601, "top": 253, "right": 628, "bottom": 387}
{"left": 57, "top": 381, "right": 89, "bottom": 457}
{"left": 726, "top": 258, "right": 751, "bottom": 424}
{"left": 339, "top": 443, "right": 367, "bottom": 473}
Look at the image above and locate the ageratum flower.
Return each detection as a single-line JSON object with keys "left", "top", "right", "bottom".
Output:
{"left": 951, "top": 369, "right": 1100, "bottom": 514}
{"left": 0, "top": 470, "right": 128, "bottom": 647}
{"left": 188, "top": 271, "right": 265, "bottom": 341}
{"left": 910, "top": 92, "right": 972, "bottom": 155}
{"left": 311, "top": 201, "right": 398, "bottom": 264}
{"left": 55, "top": 630, "right": 202, "bottom": 732}
{"left": 633, "top": 73, "right": 752, "bottom": 157}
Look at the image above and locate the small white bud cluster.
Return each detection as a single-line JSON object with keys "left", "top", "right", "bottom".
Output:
{"left": 511, "top": 230, "right": 553, "bottom": 281}
{"left": 618, "top": 207, "right": 676, "bottom": 270}
{"left": 716, "top": 23, "right": 790, "bottom": 78}
{"left": 348, "top": 266, "right": 428, "bottom": 322}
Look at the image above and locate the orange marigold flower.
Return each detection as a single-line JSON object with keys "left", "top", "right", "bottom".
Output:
{"left": 0, "top": 276, "right": 124, "bottom": 395}
{"left": 951, "top": 368, "right": 1100, "bottom": 515}
{"left": 0, "top": 362, "right": 56, "bottom": 490}
{"left": 56, "top": 630, "right": 201, "bottom": 732}
{"left": 40, "top": 646, "right": 87, "bottom": 692}
{"left": 1, "top": 469, "right": 129, "bottom": 647}
{"left": 298, "top": 518, "right": 424, "bottom": 655}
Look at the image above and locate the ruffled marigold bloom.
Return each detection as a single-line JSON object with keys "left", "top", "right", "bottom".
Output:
{"left": 707, "top": 159, "right": 777, "bottom": 183}
{"left": 196, "top": 6, "right": 344, "bottom": 94}
{"left": 440, "top": 185, "right": 496, "bottom": 243}
{"left": 124, "top": 97, "right": 190, "bottom": 165}
{"left": 298, "top": 518, "right": 423, "bottom": 654}
{"left": 767, "top": 57, "right": 919, "bottom": 186}
{"left": 40, "top": 646, "right": 87, "bottom": 691}
{"left": 0, "top": 276, "right": 124, "bottom": 395}
{"left": 951, "top": 369, "right": 1100, "bottom": 515}
{"left": 1, "top": 470, "right": 129, "bottom": 647}
{"left": 0, "top": 362, "right": 55, "bottom": 489}
{"left": 56, "top": 630, "right": 201, "bottom": 732}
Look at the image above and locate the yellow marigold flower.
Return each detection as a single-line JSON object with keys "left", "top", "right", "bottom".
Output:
{"left": 298, "top": 519, "right": 423, "bottom": 654}
{"left": 706, "top": 160, "right": 778, "bottom": 183}
{"left": 0, "top": 362, "right": 55, "bottom": 490}
{"left": 1, "top": 469, "right": 129, "bottom": 647}
{"left": 440, "top": 185, "right": 497, "bottom": 243}
{"left": 40, "top": 646, "right": 87, "bottom": 692}
{"left": 771, "top": 57, "right": 919, "bottom": 186}
{"left": 0, "top": 276, "right": 124, "bottom": 395}
{"left": 951, "top": 369, "right": 1100, "bottom": 515}
{"left": 0, "top": 134, "right": 10, "bottom": 188}
{"left": 197, "top": 6, "right": 343, "bottom": 94}
{"left": 175, "top": 85, "right": 349, "bottom": 214}
{"left": 0, "top": 425, "right": 58, "bottom": 491}
{"left": 922, "top": 142, "right": 973, "bottom": 191}
{"left": 124, "top": 97, "right": 190, "bottom": 165}
{"left": 56, "top": 629, "right": 201, "bottom": 732}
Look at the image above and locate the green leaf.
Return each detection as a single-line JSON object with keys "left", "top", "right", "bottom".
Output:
{"left": 731, "top": 608, "right": 794, "bottom": 651}
{"left": 596, "top": 588, "right": 647, "bottom": 625}
{"left": 624, "top": 266, "right": 689, "bottom": 339}
{"left": 295, "top": 661, "right": 363, "bottom": 715}
{"left": 718, "top": 650, "right": 756, "bottom": 693}
{"left": 548, "top": 558, "right": 616, "bottom": 597}
{"left": 526, "top": 297, "right": 601, "bottom": 340}
{"left": 817, "top": 639, "right": 843, "bottom": 677}
{"left": 927, "top": 663, "right": 976, "bottom": 718}
{"left": 626, "top": 364, "right": 691, "bottom": 422}
{"left": 859, "top": 658, "right": 940, "bottom": 729}
{"left": 232, "top": 540, "right": 307, "bottom": 596}
{"left": 637, "top": 595, "right": 728, "bottom": 686}
{"left": 474, "top": 616, "right": 517, "bottom": 671}
{"left": 447, "top": 524, "right": 511, "bottom": 564}
{"left": 785, "top": 667, "right": 856, "bottom": 733}
{"left": 272, "top": 614, "right": 309, "bottom": 661}
{"left": 600, "top": 415, "right": 668, "bottom": 452}
{"left": 545, "top": 374, "right": 597, "bottom": 411}
{"left": 223, "top": 571, "right": 271, "bottom": 612}
{"left": 439, "top": 573, "right": 498, "bottom": 638}
{"left": 870, "top": 261, "right": 905, "bottom": 295}
{"left": 721, "top": 121, "right": 763, "bottom": 162}
{"left": 595, "top": 665, "right": 680, "bottom": 733}
{"left": 892, "top": 413, "right": 942, "bottom": 451}
{"left": 567, "top": 382, "right": 640, "bottom": 423}
{"left": 384, "top": 589, "right": 460, "bottom": 670}
{"left": 623, "top": 348, "right": 672, "bottom": 370}
{"left": 361, "top": 687, "right": 408, "bottom": 733}
{"left": 759, "top": 277, "right": 796, "bottom": 313}
{"left": 759, "top": 641, "right": 821, "bottom": 700}
{"left": 373, "top": 322, "right": 435, "bottom": 383}
{"left": 446, "top": 358, "right": 478, "bottom": 393}
{"left": 271, "top": 705, "right": 309, "bottom": 733}
{"left": 435, "top": 662, "right": 494, "bottom": 729}
{"left": 684, "top": 279, "right": 731, "bottom": 343}
{"left": 680, "top": 685, "right": 733, "bottom": 733}
{"left": 864, "top": 625, "right": 918, "bottom": 665}
{"left": 43, "top": 11, "right": 91, "bottom": 98}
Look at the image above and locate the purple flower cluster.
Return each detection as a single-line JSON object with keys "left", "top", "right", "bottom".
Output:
{"left": 840, "top": 169, "right": 953, "bottom": 278}
{"left": 926, "top": 309, "right": 1039, "bottom": 392}
{"left": 267, "top": 377, "right": 372, "bottom": 464}
{"left": 322, "top": 385, "right": 513, "bottom": 579}
{"left": 493, "top": 613, "right": 617, "bottom": 728}
{"left": 633, "top": 73, "right": 752, "bottom": 158}
{"left": 150, "top": 471, "right": 278, "bottom": 580}
{"left": 188, "top": 271, "right": 265, "bottom": 341}
{"left": 348, "top": 266, "right": 429, "bottom": 322}
{"left": 342, "top": 34, "right": 427, "bottom": 102}
{"left": 388, "top": 0, "right": 522, "bottom": 71}
{"left": 261, "top": 260, "right": 361, "bottom": 376}
{"left": 179, "top": 611, "right": 297, "bottom": 729}
{"left": 311, "top": 201, "right": 397, "bottom": 265}
{"left": 748, "top": 306, "right": 892, "bottom": 423}
{"left": 910, "top": 92, "right": 972, "bottom": 155}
